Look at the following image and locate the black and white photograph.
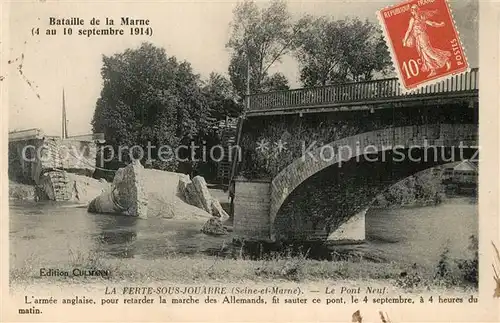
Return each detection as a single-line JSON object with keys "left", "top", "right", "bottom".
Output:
{"left": 2, "top": 0, "right": 499, "bottom": 322}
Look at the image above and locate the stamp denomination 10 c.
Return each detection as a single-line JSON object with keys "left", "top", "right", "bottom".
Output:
{"left": 377, "top": 0, "right": 469, "bottom": 91}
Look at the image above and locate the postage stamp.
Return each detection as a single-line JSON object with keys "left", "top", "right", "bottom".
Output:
{"left": 377, "top": 0, "right": 469, "bottom": 91}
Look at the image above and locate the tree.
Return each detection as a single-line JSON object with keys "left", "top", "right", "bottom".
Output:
{"left": 293, "top": 16, "right": 392, "bottom": 86}
{"left": 260, "top": 72, "right": 290, "bottom": 92}
{"left": 91, "top": 42, "right": 210, "bottom": 171}
{"left": 202, "top": 72, "right": 241, "bottom": 119}
{"left": 452, "top": 0, "right": 478, "bottom": 67}
{"left": 226, "top": 0, "right": 294, "bottom": 98}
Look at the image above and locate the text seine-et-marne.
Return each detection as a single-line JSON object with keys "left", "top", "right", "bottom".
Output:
{"left": 106, "top": 286, "right": 301, "bottom": 295}
{"left": 49, "top": 17, "right": 150, "bottom": 26}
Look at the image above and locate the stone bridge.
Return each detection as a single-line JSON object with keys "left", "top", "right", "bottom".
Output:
{"left": 232, "top": 69, "right": 479, "bottom": 242}
{"left": 8, "top": 128, "right": 104, "bottom": 201}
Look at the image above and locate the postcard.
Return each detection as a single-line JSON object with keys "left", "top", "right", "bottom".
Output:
{"left": 1, "top": 0, "right": 499, "bottom": 322}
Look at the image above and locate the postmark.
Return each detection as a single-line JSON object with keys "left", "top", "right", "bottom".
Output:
{"left": 377, "top": 0, "right": 469, "bottom": 91}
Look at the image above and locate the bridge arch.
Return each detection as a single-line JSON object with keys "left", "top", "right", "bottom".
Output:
{"left": 269, "top": 123, "right": 478, "bottom": 240}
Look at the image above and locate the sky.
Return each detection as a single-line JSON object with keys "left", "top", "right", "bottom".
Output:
{"left": 7, "top": 0, "right": 478, "bottom": 137}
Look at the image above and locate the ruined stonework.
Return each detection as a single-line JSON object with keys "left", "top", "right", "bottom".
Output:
{"left": 88, "top": 161, "right": 148, "bottom": 218}
{"left": 177, "top": 176, "right": 190, "bottom": 200}
{"left": 178, "top": 175, "right": 230, "bottom": 221}
{"left": 8, "top": 133, "right": 99, "bottom": 201}
{"left": 327, "top": 208, "right": 367, "bottom": 242}
{"left": 38, "top": 170, "right": 71, "bottom": 201}
{"left": 201, "top": 217, "right": 228, "bottom": 236}
{"left": 211, "top": 199, "right": 230, "bottom": 222}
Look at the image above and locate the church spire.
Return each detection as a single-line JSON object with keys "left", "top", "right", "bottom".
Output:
{"left": 62, "top": 88, "right": 68, "bottom": 139}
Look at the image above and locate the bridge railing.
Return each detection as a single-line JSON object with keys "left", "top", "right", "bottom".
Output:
{"left": 8, "top": 128, "right": 45, "bottom": 142}
{"left": 248, "top": 68, "right": 479, "bottom": 111}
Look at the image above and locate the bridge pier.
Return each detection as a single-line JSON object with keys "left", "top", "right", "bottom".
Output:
{"left": 233, "top": 178, "right": 273, "bottom": 242}
{"left": 233, "top": 178, "right": 368, "bottom": 243}
{"left": 327, "top": 208, "right": 367, "bottom": 243}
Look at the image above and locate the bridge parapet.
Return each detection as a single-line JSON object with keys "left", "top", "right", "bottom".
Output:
{"left": 8, "top": 128, "right": 45, "bottom": 142}
{"left": 248, "top": 68, "right": 478, "bottom": 113}
{"left": 9, "top": 133, "right": 101, "bottom": 201}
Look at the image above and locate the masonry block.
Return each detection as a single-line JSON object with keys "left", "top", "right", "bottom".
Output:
{"left": 327, "top": 208, "right": 367, "bottom": 242}
{"left": 233, "top": 179, "right": 272, "bottom": 241}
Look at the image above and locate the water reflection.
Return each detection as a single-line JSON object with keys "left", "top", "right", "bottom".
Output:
{"left": 10, "top": 200, "right": 231, "bottom": 265}
{"left": 365, "top": 198, "right": 478, "bottom": 268}
{"left": 9, "top": 197, "right": 477, "bottom": 270}
{"left": 96, "top": 215, "right": 138, "bottom": 258}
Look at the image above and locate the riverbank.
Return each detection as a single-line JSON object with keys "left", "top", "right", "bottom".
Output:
{"left": 9, "top": 181, "right": 37, "bottom": 200}
{"left": 370, "top": 195, "right": 478, "bottom": 209}
{"left": 9, "top": 254, "right": 398, "bottom": 284}
{"left": 10, "top": 244, "right": 478, "bottom": 293}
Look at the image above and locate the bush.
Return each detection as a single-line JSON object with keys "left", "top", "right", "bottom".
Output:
{"left": 9, "top": 182, "right": 35, "bottom": 200}
{"left": 373, "top": 168, "right": 445, "bottom": 208}
{"left": 434, "top": 245, "right": 457, "bottom": 286}
{"left": 431, "top": 236, "right": 479, "bottom": 288}
{"left": 395, "top": 263, "right": 423, "bottom": 290}
{"left": 456, "top": 235, "right": 478, "bottom": 285}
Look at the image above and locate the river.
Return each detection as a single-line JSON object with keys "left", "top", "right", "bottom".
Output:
{"left": 9, "top": 197, "right": 477, "bottom": 271}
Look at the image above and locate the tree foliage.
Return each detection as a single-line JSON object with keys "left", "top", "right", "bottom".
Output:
{"left": 202, "top": 72, "right": 241, "bottom": 119}
{"left": 374, "top": 170, "right": 445, "bottom": 208}
{"left": 293, "top": 16, "right": 392, "bottom": 86}
{"left": 226, "top": 0, "right": 294, "bottom": 97}
{"left": 452, "top": 0, "right": 478, "bottom": 67}
{"left": 91, "top": 42, "right": 211, "bottom": 170}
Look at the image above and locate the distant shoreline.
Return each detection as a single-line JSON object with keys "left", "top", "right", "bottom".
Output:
{"left": 370, "top": 195, "right": 477, "bottom": 210}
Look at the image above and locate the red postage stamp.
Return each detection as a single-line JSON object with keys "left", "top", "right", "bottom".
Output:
{"left": 377, "top": 0, "right": 469, "bottom": 91}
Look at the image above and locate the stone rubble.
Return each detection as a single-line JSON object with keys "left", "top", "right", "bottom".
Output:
{"left": 88, "top": 160, "right": 148, "bottom": 219}
{"left": 201, "top": 217, "right": 228, "bottom": 236}
{"left": 80, "top": 162, "right": 230, "bottom": 235}
{"left": 177, "top": 175, "right": 231, "bottom": 235}
{"left": 178, "top": 175, "right": 230, "bottom": 222}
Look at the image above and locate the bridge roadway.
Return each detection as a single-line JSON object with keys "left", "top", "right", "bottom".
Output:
{"left": 246, "top": 68, "right": 478, "bottom": 116}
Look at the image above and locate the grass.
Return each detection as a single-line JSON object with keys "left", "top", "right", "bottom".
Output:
{"left": 10, "top": 251, "right": 404, "bottom": 284}
{"left": 9, "top": 243, "right": 477, "bottom": 293}
{"left": 9, "top": 181, "right": 36, "bottom": 200}
{"left": 9, "top": 228, "right": 478, "bottom": 292}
